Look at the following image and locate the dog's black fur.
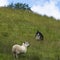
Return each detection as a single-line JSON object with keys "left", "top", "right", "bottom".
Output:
{"left": 35, "top": 30, "right": 44, "bottom": 40}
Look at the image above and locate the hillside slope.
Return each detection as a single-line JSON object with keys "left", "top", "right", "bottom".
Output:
{"left": 0, "top": 8, "right": 60, "bottom": 60}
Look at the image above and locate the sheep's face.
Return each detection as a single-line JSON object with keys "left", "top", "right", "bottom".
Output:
{"left": 23, "top": 42, "right": 30, "bottom": 47}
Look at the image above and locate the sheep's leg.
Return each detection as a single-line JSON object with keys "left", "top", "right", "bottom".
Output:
{"left": 16, "top": 53, "right": 18, "bottom": 59}
{"left": 13, "top": 52, "right": 18, "bottom": 60}
{"left": 14, "top": 54, "right": 18, "bottom": 60}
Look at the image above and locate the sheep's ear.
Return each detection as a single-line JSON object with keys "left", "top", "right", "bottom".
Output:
{"left": 25, "top": 41, "right": 28, "bottom": 43}
{"left": 24, "top": 41, "right": 27, "bottom": 43}
{"left": 22, "top": 43, "right": 24, "bottom": 45}
{"left": 24, "top": 42, "right": 26, "bottom": 44}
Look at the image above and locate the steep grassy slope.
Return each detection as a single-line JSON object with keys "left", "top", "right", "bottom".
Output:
{"left": 0, "top": 7, "right": 60, "bottom": 60}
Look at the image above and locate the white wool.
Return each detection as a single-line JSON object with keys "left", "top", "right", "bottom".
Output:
{"left": 12, "top": 44, "right": 27, "bottom": 54}
{"left": 12, "top": 42, "right": 29, "bottom": 58}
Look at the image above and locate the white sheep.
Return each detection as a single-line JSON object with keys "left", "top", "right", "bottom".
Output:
{"left": 12, "top": 42, "right": 30, "bottom": 58}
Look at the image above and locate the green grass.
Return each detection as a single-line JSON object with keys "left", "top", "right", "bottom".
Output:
{"left": 0, "top": 7, "right": 60, "bottom": 60}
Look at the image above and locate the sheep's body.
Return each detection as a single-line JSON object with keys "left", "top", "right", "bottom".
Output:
{"left": 12, "top": 42, "right": 29, "bottom": 58}
{"left": 12, "top": 44, "right": 27, "bottom": 54}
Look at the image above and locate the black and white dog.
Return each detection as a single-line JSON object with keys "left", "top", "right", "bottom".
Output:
{"left": 35, "top": 30, "right": 44, "bottom": 40}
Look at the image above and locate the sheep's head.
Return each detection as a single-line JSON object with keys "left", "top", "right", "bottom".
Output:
{"left": 22, "top": 42, "right": 30, "bottom": 47}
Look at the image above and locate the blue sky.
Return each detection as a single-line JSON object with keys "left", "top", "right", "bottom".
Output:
{"left": 0, "top": 0, "right": 60, "bottom": 20}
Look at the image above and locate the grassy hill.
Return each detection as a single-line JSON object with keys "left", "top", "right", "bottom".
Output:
{"left": 0, "top": 7, "right": 60, "bottom": 60}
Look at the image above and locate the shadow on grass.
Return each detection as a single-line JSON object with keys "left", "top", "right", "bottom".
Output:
{"left": 18, "top": 54, "right": 40, "bottom": 60}
{"left": 14, "top": 54, "right": 40, "bottom": 60}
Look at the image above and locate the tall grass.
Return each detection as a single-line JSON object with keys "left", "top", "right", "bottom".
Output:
{"left": 0, "top": 7, "right": 60, "bottom": 60}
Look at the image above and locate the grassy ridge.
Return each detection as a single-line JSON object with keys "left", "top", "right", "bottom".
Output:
{"left": 0, "top": 7, "right": 60, "bottom": 60}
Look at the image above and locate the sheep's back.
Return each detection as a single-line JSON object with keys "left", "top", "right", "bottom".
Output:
{"left": 12, "top": 44, "right": 27, "bottom": 54}
{"left": 12, "top": 44, "right": 21, "bottom": 54}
